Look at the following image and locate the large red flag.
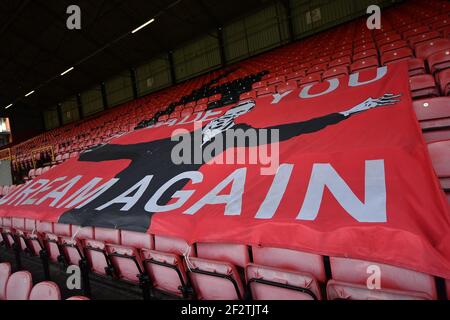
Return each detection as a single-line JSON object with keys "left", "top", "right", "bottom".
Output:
{"left": 1, "top": 62, "right": 450, "bottom": 278}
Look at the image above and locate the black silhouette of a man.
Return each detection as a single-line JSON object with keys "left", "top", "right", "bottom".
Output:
{"left": 59, "top": 94, "right": 400, "bottom": 232}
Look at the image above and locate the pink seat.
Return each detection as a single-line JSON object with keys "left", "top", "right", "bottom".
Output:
{"left": 0, "top": 262, "right": 11, "bottom": 300}
{"left": 84, "top": 227, "right": 120, "bottom": 276}
{"left": 29, "top": 281, "right": 61, "bottom": 300}
{"left": 246, "top": 264, "right": 321, "bottom": 300}
{"left": 141, "top": 235, "right": 193, "bottom": 298}
{"left": 327, "top": 280, "right": 431, "bottom": 300}
{"left": 329, "top": 257, "right": 437, "bottom": 299}
{"left": 189, "top": 257, "right": 245, "bottom": 300}
{"left": 37, "top": 221, "right": 63, "bottom": 263}
{"left": 67, "top": 295, "right": 90, "bottom": 300}
{"left": 106, "top": 230, "right": 153, "bottom": 283}
{"left": 252, "top": 246, "right": 326, "bottom": 283}
{"left": 196, "top": 243, "right": 250, "bottom": 268}
{"left": 60, "top": 225, "right": 93, "bottom": 266}
{"left": 6, "top": 271, "right": 32, "bottom": 300}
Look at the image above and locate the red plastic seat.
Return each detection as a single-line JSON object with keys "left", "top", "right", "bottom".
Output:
{"left": 379, "top": 40, "right": 408, "bottom": 54}
{"left": 84, "top": 227, "right": 120, "bottom": 276}
{"left": 37, "top": 222, "right": 65, "bottom": 263}
{"left": 328, "top": 56, "right": 351, "bottom": 68}
{"left": 415, "top": 38, "right": 450, "bottom": 60}
{"left": 377, "top": 34, "right": 402, "bottom": 47}
{"left": 0, "top": 217, "right": 15, "bottom": 248}
{"left": 322, "top": 66, "right": 348, "bottom": 80}
{"left": 180, "top": 107, "right": 193, "bottom": 117}
{"left": 307, "top": 63, "right": 327, "bottom": 75}
{"left": 350, "top": 57, "right": 378, "bottom": 73}
{"left": 327, "top": 280, "right": 431, "bottom": 300}
{"left": 106, "top": 230, "right": 153, "bottom": 284}
{"left": 353, "top": 49, "right": 378, "bottom": 62}
{"left": 0, "top": 262, "right": 11, "bottom": 300}
{"left": 299, "top": 73, "right": 321, "bottom": 86}
{"left": 381, "top": 47, "right": 413, "bottom": 65}
{"left": 252, "top": 246, "right": 326, "bottom": 282}
{"left": 256, "top": 85, "right": 276, "bottom": 97}
{"left": 276, "top": 80, "right": 298, "bottom": 93}
{"left": 189, "top": 256, "right": 245, "bottom": 300}
{"left": 438, "top": 69, "right": 450, "bottom": 95}
{"left": 409, "top": 31, "right": 441, "bottom": 48}
{"left": 409, "top": 74, "right": 439, "bottom": 99}
{"left": 267, "top": 75, "right": 285, "bottom": 85}
{"left": 329, "top": 257, "right": 437, "bottom": 299}
{"left": 285, "top": 70, "right": 306, "bottom": 81}
{"left": 428, "top": 140, "right": 450, "bottom": 181}
{"left": 6, "top": 271, "right": 32, "bottom": 300}
{"left": 29, "top": 281, "right": 61, "bottom": 300}
{"left": 252, "top": 81, "right": 266, "bottom": 90}
{"left": 193, "top": 104, "right": 207, "bottom": 113}
{"left": 408, "top": 58, "right": 426, "bottom": 76}
{"left": 141, "top": 235, "right": 193, "bottom": 298}
{"left": 67, "top": 295, "right": 90, "bottom": 300}
{"left": 428, "top": 49, "right": 450, "bottom": 74}
{"left": 403, "top": 26, "right": 430, "bottom": 40}
{"left": 60, "top": 225, "right": 93, "bottom": 266}
{"left": 413, "top": 97, "right": 450, "bottom": 131}
{"left": 246, "top": 264, "right": 321, "bottom": 300}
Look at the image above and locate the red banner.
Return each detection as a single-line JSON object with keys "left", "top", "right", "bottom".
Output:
{"left": 1, "top": 62, "right": 450, "bottom": 278}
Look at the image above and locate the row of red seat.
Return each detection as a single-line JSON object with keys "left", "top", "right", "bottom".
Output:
{"left": 0, "top": 262, "right": 88, "bottom": 300}
{"left": 1, "top": 217, "right": 449, "bottom": 300}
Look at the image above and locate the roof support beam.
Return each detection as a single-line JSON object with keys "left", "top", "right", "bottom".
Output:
{"left": 281, "top": 0, "right": 295, "bottom": 43}
{"left": 167, "top": 51, "right": 177, "bottom": 85}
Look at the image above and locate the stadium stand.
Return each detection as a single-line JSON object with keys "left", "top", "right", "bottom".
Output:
{"left": 0, "top": 0, "right": 449, "bottom": 301}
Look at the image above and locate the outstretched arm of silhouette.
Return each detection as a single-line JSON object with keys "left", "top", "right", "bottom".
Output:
{"left": 78, "top": 142, "right": 143, "bottom": 162}
{"left": 235, "top": 94, "right": 401, "bottom": 147}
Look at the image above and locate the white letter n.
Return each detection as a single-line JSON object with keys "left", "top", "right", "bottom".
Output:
{"left": 297, "top": 160, "right": 386, "bottom": 222}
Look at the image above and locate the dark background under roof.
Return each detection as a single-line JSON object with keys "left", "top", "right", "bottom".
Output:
{"left": 0, "top": 0, "right": 267, "bottom": 115}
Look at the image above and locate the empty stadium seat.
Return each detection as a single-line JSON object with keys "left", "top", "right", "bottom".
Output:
{"left": 415, "top": 38, "right": 450, "bottom": 60}
{"left": 381, "top": 47, "right": 413, "bottom": 65}
{"left": 350, "top": 57, "right": 378, "bottom": 73}
{"left": 322, "top": 66, "right": 348, "bottom": 80}
{"left": 413, "top": 97, "right": 450, "bottom": 131}
{"left": 409, "top": 74, "right": 439, "bottom": 99}
{"left": 29, "top": 281, "right": 61, "bottom": 300}
{"left": 246, "top": 264, "right": 321, "bottom": 300}
{"left": 188, "top": 243, "right": 250, "bottom": 300}
{"left": 84, "top": 227, "right": 120, "bottom": 276}
{"left": 327, "top": 280, "right": 432, "bottom": 300}
{"left": 60, "top": 225, "right": 93, "bottom": 267}
{"left": 408, "top": 58, "right": 426, "bottom": 76}
{"left": 106, "top": 230, "right": 153, "bottom": 284}
{"left": 438, "top": 69, "right": 450, "bottom": 95}
{"left": 189, "top": 256, "right": 245, "bottom": 300}
{"left": 428, "top": 140, "right": 450, "bottom": 195}
{"left": 6, "top": 271, "right": 32, "bottom": 300}
{"left": 427, "top": 49, "right": 450, "bottom": 74}
{"left": 0, "top": 262, "right": 11, "bottom": 300}
{"left": 329, "top": 257, "right": 437, "bottom": 299}
{"left": 67, "top": 296, "right": 90, "bottom": 300}
{"left": 141, "top": 235, "right": 193, "bottom": 298}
